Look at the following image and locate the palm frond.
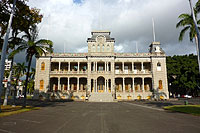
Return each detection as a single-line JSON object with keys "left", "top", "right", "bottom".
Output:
{"left": 189, "top": 26, "right": 196, "bottom": 42}
{"left": 35, "top": 39, "right": 53, "bottom": 48}
{"left": 178, "top": 26, "right": 190, "bottom": 41}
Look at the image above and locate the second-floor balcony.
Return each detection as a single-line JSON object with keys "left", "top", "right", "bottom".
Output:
{"left": 50, "top": 70, "right": 88, "bottom": 74}
{"left": 115, "top": 69, "right": 151, "bottom": 74}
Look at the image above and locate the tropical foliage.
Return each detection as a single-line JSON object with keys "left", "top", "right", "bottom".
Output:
{"left": 0, "top": 0, "right": 43, "bottom": 106}
{"left": 10, "top": 25, "right": 53, "bottom": 107}
{"left": 167, "top": 54, "right": 200, "bottom": 97}
{"left": 12, "top": 62, "right": 26, "bottom": 105}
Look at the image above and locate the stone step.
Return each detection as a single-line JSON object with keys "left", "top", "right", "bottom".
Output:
{"left": 89, "top": 92, "right": 113, "bottom": 102}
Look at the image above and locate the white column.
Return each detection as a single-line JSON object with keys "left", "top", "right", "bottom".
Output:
{"left": 132, "top": 62, "right": 134, "bottom": 71}
{"left": 68, "top": 62, "right": 70, "bottom": 71}
{"left": 141, "top": 62, "right": 144, "bottom": 71}
{"left": 105, "top": 62, "right": 106, "bottom": 72}
{"left": 59, "top": 62, "right": 61, "bottom": 71}
{"left": 107, "top": 62, "right": 109, "bottom": 71}
{"left": 95, "top": 79, "right": 97, "bottom": 92}
{"left": 105, "top": 79, "right": 106, "bottom": 92}
{"left": 96, "top": 62, "right": 98, "bottom": 71}
{"left": 93, "top": 79, "right": 95, "bottom": 92}
{"left": 77, "top": 77, "right": 79, "bottom": 91}
{"left": 68, "top": 77, "right": 70, "bottom": 90}
{"left": 93, "top": 62, "right": 95, "bottom": 71}
{"left": 123, "top": 77, "right": 125, "bottom": 92}
{"left": 132, "top": 78, "right": 135, "bottom": 91}
{"left": 110, "top": 78, "right": 115, "bottom": 92}
{"left": 78, "top": 62, "right": 80, "bottom": 73}
{"left": 142, "top": 78, "right": 144, "bottom": 91}
{"left": 122, "top": 62, "right": 124, "bottom": 73}
{"left": 58, "top": 77, "right": 60, "bottom": 91}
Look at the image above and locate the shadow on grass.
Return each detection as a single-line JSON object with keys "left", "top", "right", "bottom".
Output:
{"left": 144, "top": 102, "right": 176, "bottom": 108}
{"left": 164, "top": 105, "right": 200, "bottom": 116}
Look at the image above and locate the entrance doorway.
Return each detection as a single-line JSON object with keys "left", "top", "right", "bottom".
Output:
{"left": 97, "top": 77, "right": 105, "bottom": 93}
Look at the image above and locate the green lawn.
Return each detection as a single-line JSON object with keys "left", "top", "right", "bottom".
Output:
{"left": 164, "top": 105, "right": 200, "bottom": 116}
{"left": 0, "top": 105, "right": 40, "bottom": 117}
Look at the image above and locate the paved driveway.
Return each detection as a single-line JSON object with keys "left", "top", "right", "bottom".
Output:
{"left": 0, "top": 102, "right": 199, "bottom": 133}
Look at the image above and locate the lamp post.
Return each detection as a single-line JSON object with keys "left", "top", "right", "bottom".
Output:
{"left": 0, "top": 0, "right": 16, "bottom": 112}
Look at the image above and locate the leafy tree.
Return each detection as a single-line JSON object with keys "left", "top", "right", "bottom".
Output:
{"left": 12, "top": 62, "right": 26, "bottom": 105}
{"left": 0, "top": 0, "right": 43, "bottom": 106}
{"left": 25, "top": 68, "right": 35, "bottom": 95}
{"left": 167, "top": 54, "right": 200, "bottom": 97}
{"left": 176, "top": 0, "right": 200, "bottom": 74}
{"left": 10, "top": 26, "right": 53, "bottom": 107}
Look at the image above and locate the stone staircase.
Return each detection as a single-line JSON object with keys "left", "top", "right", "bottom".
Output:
{"left": 88, "top": 92, "right": 114, "bottom": 102}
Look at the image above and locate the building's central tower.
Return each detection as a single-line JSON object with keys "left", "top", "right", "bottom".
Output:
{"left": 87, "top": 31, "right": 115, "bottom": 56}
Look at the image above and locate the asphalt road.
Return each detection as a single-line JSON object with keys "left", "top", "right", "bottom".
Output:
{"left": 0, "top": 102, "right": 200, "bottom": 133}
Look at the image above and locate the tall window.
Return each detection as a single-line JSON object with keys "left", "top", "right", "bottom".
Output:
{"left": 97, "top": 44, "right": 100, "bottom": 52}
{"left": 159, "top": 80, "right": 163, "bottom": 90}
{"left": 41, "top": 62, "right": 45, "bottom": 70}
{"left": 107, "top": 44, "right": 110, "bottom": 51}
{"left": 157, "top": 62, "right": 161, "bottom": 71}
{"left": 40, "top": 80, "right": 44, "bottom": 90}
{"left": 102, "top": 45, "right": 105, "bottom": 52}
{"left": 92, "top": 44, "right": 95, "bottom": 52}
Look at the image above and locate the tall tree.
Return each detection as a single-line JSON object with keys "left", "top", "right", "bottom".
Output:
{"left": 10, "top": 26, "right": 53, "bottom": 107}
{"left": 167, "top": 54, "right": 200, "bottom": 97}
{"left": 12, "top": 62, "right": 26, "bottom": 105}
{"left": 0, "top": 0, "right": 43, "bottom": 106}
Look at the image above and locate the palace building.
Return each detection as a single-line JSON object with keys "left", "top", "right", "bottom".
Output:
{"left": 34, "top": 31, "right": 169, "bottom": 101}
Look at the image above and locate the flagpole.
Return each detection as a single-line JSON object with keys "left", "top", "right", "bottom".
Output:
{"left": 0, "top": 0, "right": 17, "bottom": 112}
{"left": 152, "top": 18, "right": 156, "bottom": 42}
{"left": 189, "top": 0, "right": 200, "bottom": 73}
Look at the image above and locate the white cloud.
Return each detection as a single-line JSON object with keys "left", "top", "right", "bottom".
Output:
{"left": 115, "top": 45, "right": 124, "bottom": 53}
{"left": 27, "top": 0, "right": 198, "bottom": 55}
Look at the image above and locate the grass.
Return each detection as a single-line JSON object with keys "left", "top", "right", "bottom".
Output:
{"left": 0, "top": 105, "right": 40, "bottom": 117}
{"left": 164, "top": 105, "right": 200, "bottom": 116}
{"left": 1, "top": 96, "right": 12, "bottom": 99}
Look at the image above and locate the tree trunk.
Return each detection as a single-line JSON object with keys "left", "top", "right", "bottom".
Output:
{"left": 3, "top": 57, "right": 14, "bottom": 106}
{"left": 13, "top": 77, "right": 19, "bottom": 106}
{"left": 23, "top": 55, "right": 32, "bottom": 108}
{"left": 0, "top": 0, "right": 17, "bottom": 113}
{"left": 195, "top": 35, "right": 200, "bottom": 72}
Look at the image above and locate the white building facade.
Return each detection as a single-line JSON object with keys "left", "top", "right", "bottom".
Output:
{"left": 34, "top": 31, "right": 169, "bottom": 101}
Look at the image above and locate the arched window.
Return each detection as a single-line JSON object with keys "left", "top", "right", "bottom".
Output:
{"left": 102, "top": 45, "right": 105, "bottom": 52}
{"left": 159, "top": 80, "right": 163, "bottom": 90}
{"left": 107, "top": 44, "right": 110, "bottom": 51}
{"left": 97, "top": 44, "right": 100, "bottom": 52}
{"left": 40, "top": 80, "right": 44, "bottom": 90}
{"left": 157, "top": 62, "right": 161, "bottom": 71}
{"left": 41, "top": 62, "right": 45, "bottom": 70}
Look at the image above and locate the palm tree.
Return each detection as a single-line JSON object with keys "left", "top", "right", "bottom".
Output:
{"left": 10, "top": 26, "right": 53, "bottom": 107}
{"left": 13, "top": 62, "right": 27, "bottom": 105}
{"left": 27, "top": 68, "right": 35, "bottom": 95}
{"left": 3, "top": 37, "right": 22, "bottom": 106}
{"left": 196, "top": 0, "right": 200, "bottom": 13}
{"left": 176, "top": 8, "right": 200, "bottom": 71}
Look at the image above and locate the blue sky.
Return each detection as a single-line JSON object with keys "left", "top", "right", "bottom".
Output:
{"left": 73, "top": 0, "right": 82, "bottom": 4}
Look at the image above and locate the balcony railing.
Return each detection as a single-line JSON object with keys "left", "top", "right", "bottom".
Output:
{"left": 115, "top": 70, "right": 151, "bottom": 74}
{"left": 50, "top": 70, "right": 88, "bottom": 74}
{"left": 91, "top": 71, "right": 111, "bottom": 74}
